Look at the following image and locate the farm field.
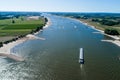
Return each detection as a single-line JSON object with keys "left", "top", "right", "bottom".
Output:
{"left": 0, "top": 16, "right": 45, "bottom": 36}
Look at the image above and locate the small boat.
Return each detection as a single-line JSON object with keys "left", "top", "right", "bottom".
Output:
{"left": 79, "top": 48, "right": 84, "bottom": 64}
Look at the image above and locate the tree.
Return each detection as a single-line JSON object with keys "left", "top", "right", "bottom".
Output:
{"left": 12, "top": 20, "right": 15, "bottom": 24}
{"left": 0, "top": 42, "right": 3, "bottom": 47}
{"left": 45, "top": 18, "right": 48, "bottom": 22}
{"left": 105, "top": 28, "right": 120, "bottom": 35}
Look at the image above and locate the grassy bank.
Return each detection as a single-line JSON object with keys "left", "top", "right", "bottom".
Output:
{"left": 79, "top": 19, "right": 120, "bottom": 33}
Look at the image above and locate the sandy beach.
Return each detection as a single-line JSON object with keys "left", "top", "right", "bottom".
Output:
{"left": 0, "top": 37, "right": 27, "bottom": 54}
{"left": 101, "top": 40, "right": 120, "bottom": 47}
{"left": 0, "top": 17, "right": 51, "bottom": 61}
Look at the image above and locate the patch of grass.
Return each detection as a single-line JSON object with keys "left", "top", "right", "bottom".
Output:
{"left": 2, "top": 24, "right": 42, "bottom": 30}
{"left": 0, "top": 30, "right": 31, "bottom": 36}
{"left": 0, "top": 19, "right": 12, "bottom": 25}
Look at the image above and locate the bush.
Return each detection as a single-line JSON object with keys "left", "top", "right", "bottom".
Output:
{"left": 105, "top": 28, "right": 120, "bottom": 35}
{"left": 4, "top": 40, "right": 9, "bottom": 44}
{"left": 45, "top": 18, "right": 48, "bottom": 22}
{"left": 0, "top": 42, "right": 3, "bottom": 47}
{"left": 12, "top": 19, "right": 15, "bottom": 24}
{"left": 92, "top": 18, "right": 99, "bottom": 22}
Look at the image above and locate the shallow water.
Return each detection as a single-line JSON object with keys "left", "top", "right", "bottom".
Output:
{"left": 0, "top": 14, "right": 120, "bottom": 80}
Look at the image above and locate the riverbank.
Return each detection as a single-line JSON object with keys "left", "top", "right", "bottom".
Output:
{"left": 78, "top": 19, "right": 120, "bottom": 47}
{"left": 43, "top": 17, "right": 51, "bottom": 29}
{"left": 0, "top": 17, "right": 51, "bottom": 61}
{"left": 67, "top": 17, "right": 120, "bottom": 47}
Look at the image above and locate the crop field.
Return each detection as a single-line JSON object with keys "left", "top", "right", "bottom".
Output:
{"left": 0, "top": 16, "right": 45, "bottom": 36}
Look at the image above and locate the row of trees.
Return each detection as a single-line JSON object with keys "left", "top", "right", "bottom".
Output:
{"left": 30, "top": 26, "right": 44, "bottom": 34}
{"left": 92, "top": 18, "right": 120, "bottom": 26}
{"left": 105, "top": 28, "right": 120, "bottom": 35}
{"left": 30, "top": 17, "right": 48, "bottom": 34}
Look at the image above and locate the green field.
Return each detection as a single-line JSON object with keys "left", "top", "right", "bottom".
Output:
{"left": 0, "top": 17, "right": 45, "bottom": 36}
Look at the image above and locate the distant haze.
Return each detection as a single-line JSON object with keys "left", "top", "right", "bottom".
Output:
{"left": 0, "top": 0, "right": 120, "bottom": 13}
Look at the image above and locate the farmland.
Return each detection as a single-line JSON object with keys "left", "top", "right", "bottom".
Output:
{"left": 0, "top": 16, "right": 45, "bottom": 36}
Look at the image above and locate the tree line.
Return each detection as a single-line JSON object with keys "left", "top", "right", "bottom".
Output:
{"left": 92, "top": 18, "right": 120, "bottom": 26}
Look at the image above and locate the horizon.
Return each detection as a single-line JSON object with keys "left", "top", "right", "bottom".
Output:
{"left": 0, "top": 11, "right": 120, "bottom": 14}
{"left": 0, "top": 0, "right": 120, "bottom": 13}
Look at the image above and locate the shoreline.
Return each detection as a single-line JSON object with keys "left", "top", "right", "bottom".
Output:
{"left": 43, "top": 17, "right": 51, "bottom": 29}
{"left": 78, "top": 19, "right": 120, "bottom": 47}
{"left": 62, "top": 17, "right": 120, "bottom": 47}
{"left": 0, "top": 17, "right": 51, "bottom": 61}
{"left": 67, "top": 17, "right": 120, "bottom": 47}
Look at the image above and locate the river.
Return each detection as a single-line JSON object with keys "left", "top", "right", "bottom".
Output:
{"left": 0, "top": 14, "right": 120, "bottom": 80}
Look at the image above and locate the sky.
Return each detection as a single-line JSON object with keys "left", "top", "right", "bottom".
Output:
{"left": 0, "top": 0, "right": 120, "bottom": 13}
